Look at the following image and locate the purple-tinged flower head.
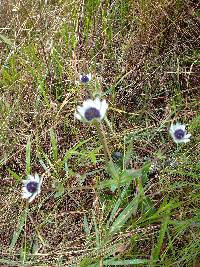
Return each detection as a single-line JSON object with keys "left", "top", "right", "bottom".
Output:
{"left": 75, "top": 97, "right": 108, "bottom": 123}
{"left": 112, "top": 151, "right": 123, "bottom": 162}
{"left": 22, "top": 173, "right": 42, "bottom": 203}
{"left": 79, "top": 73, "right": 92, "bottom": 84}
{"left": 169, "top": 123, "right": 191, "bottom": 144}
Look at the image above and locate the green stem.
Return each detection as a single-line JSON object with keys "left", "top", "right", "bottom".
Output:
{"left": 94, "top": 121, "right": 113, "bottom": 163}
{"left": 94, "top": 120, "right": 121, "bottom": 194}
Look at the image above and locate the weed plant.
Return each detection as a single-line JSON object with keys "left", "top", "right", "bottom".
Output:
{"left": 0, "top": 0, "right": 200, "bottom": 266}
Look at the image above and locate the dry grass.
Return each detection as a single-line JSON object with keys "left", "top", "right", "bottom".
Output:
{"left": 0, "top": 0, "right": 200, "bottom": 266}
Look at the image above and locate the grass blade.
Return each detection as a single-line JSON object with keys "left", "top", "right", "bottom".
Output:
{"left": 106, "top": 186, "right": 129, "bottom": 228}
{"left": 151, "top": 214, "right": 170, "bottom": 263}
{"left": 92, "top": 210, "right": 100, "bottom": 249}
{"left": 109, "top": 194, "right": 139, "bottom": 235}
{"left": 103, "top": 258, "right": 150, "bottom": 265}
{"left": 50, "top": 128, "right": 58, "bottom": 162}
{"left": 0, "top": 33, "right": 12, "bottom": 46}
{"left": 10, "top": 207, "right": 29, "bottom": 250}
{"left": 83, "top": 214, "right": 90, "bottom": 236}
{"left": 26, "top": 137, "right": 31, "bottom": 176}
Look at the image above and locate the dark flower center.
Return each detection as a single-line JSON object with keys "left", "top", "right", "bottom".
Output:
{"left": 85, "top": 107, "right": 100, "bottom": 121}
{"left": 26, "top": 181, "right": 38, "bottom": 193}
{"left": 81, "top": 75, "right": 89, "bottom": 83}
{"left": 174, "top": 129, "right": 185, "bottom": 139}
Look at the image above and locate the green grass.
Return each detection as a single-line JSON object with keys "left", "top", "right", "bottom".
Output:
{"left": 0, "top": 0, "right": 200, "bottom": 266}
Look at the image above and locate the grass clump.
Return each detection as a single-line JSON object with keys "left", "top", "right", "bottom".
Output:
{"left": 0, "top": 0, "right": 200, "bottom": 266}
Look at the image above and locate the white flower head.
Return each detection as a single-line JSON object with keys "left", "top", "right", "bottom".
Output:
{"left": 75, "top": 97, "right": 108, "bottom": 123}
{"left": 169, "top": 123, "right": 191, "bottom": 144}
{"left": 79, "top": 73, "right": 92, "bottom": 84}
{"left": 22, "top": 173, "right": 42, "bottom": 203}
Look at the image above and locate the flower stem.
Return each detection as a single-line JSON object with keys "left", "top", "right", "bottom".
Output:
{"left": 94, "top": 121, "right": 113, "bottom": 163}
{"left": 94, "top": 121, "right": 121, "bottom": 194}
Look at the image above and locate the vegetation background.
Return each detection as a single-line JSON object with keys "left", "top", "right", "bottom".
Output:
{"left": 0, "top": 0, "right": 200, "bottom": 266}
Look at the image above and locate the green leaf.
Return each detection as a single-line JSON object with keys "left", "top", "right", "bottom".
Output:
{"left": 38, "top": 78, "right": 50, "bottom": 107}
{"left": 50, "top": 128, "right": 58, "bottom": 161}
{"left": 83, "top": 214, "right": 90, "bottom": 236}
{"left": 151, "top": 214, "right": 170, "bottom": 262}
{"left": 141, "top": 162, "right": 151, "bottom": 185}
{"left": 0, "top": 34, "right": 12, "bottom": 46}
{"left": 92, "top": 210, "right": 100, "bottom": 249}
{"left": 106, "top": 186, "right": 129, "bottom": 227}
{"left": 121, "top": 168, "right": 142, "bottom": 183}
{"left": 98, "top": 168, "right": 142, "bottom": 190}
{"left": 7, "top": 169, "right": 21, "bottom": 181}
{"left": 100, "top": 87, "right": 113, "bottom": 96}
{"left": 140, "top": 196, "right": 156, "bottom": 216}
{"left": 54, "top": 181, "right": 65, "bottom": 198}
{"left": 39, "top": 159, "right": 49, "bottom": 172}
{"left": 194, "top": 10, "right": 200, "bottom": 18}
{"left": 64, "top": 138, "right": 92, "bottom": 160}
{"left": 10, "top": 208, "right": 28, "bottom": 250}
{"left": 149, "top": 199, "right": 176, "bottom": 222}
{"left": 40, "top": 150, "right": 57, "bottom": 174}
{"left": 109, "top": 194, "right": 139, "bottom": 235}
{"left": 88, "top": 150, "right": 97, "bottom": 164}
{"left": 107, "top": 162, "right": 121, "bottom": 179}
{"left": 103, "top": 258, "right": 150, "bottom": 265}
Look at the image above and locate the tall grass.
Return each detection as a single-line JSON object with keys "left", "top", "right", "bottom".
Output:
{"left": 0, "top": 0, "right": 200, "bottom": 266}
